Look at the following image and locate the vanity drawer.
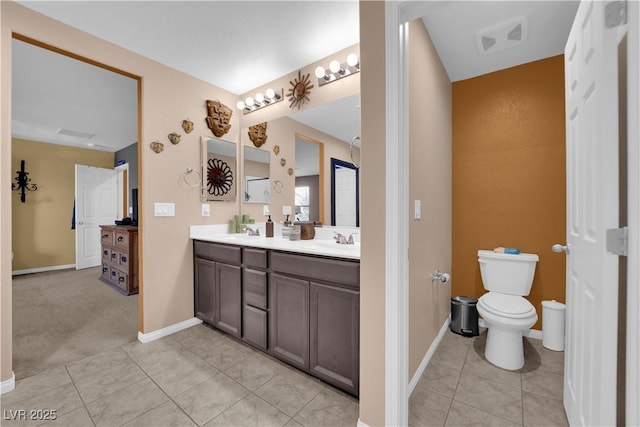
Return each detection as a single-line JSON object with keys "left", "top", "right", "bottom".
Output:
{"left": 270, "top": 252, "right": 360, "bottom": 289}
{"left": 243, "top": 305, "right": 267, "bottom": 350}
{"left": 194, "top": 241, "right": 241, "bottom": 265}
{"left": 244, "top": 269, "right": 267, "bottom": 310}
{"left": 244, "top": 248, "right": 268, "bottom": 269}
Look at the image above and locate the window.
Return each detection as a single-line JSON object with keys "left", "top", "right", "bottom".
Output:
{"left": 295, "top": 186, "right": 310, "bottom": 222}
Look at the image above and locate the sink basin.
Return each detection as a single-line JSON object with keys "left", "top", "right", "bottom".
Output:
{"left": 306, "top": 241, "right": 360, "bottom": 251}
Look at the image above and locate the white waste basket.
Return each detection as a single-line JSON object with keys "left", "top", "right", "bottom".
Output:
{"left": 542, "top": 300, "right": 566, "bottom": 351}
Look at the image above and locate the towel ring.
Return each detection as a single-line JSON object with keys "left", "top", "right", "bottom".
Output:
{"left": 350, "top": 135, "right": 360, "bottom": 168}
{"left": 272, "top": 180, "right": 284, "bottom": 194}
{"left": 182, "top": 168, "right": 201, "bottom": 188}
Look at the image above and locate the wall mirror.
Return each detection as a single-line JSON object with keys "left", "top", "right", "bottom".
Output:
{"left": 243, "top": 146, "right": 270, "bottom": 203}
{"left": 201, "top": 136, "right": 237, "bottom": 201}
{"left": 331, "top": 158, "right": 359, "bottom": 226}
{"left": 295, "top": 135, "right": 323, "bottom": 222}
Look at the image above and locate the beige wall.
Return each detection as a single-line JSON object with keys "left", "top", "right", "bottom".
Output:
{"left": 452, "top": 56, "right": 566, "bottom": 330}
{"left": 11, "top": 139, "right": 114, "bottom": 271}
{"left": 359, "top": 1, "right": 386, "bottom": 425}
{"left": 407, "top": 20, "right": 452, "bottom": 378}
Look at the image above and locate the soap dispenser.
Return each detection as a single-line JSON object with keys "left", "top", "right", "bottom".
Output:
{"left": 266, "top": 215, "right": 274, "bottom": 238}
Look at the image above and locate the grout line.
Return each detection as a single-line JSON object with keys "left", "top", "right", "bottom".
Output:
{"left": 64, "top": 364, "right": 97, "bottom": 427}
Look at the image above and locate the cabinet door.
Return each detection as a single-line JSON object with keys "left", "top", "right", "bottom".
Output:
{"left": 243, "top": 305, "right": 267, "bottom": 350}
{"left": 194, "top": 258, "right": 216, "bottom": 324}
{"left": 214, "top": 262, "right": 242, "bottom": 337}
{"left": 269, "top": 273, "right": 309, "bottom": 371}
{"left": 310, "top": 282, "right": 359, "bottom": 396}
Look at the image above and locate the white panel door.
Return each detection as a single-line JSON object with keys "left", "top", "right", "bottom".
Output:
{"left": 563, "top": 1, "right": 626, "bottom": 425}
{"left": 75, "top": 164, "right": 117, "bottom": 270}
{"left": 335, "top": 166, "right": 357, "bottom": 226}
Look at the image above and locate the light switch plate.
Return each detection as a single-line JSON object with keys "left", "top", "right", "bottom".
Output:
{"left": 414, "top": 200, "right": 421, "bottom": 220}
{"left": 201, "top": 203, "right": 210, "bottom": 217}
{"left": 154, "top": 202, "right": 175, "bottom": 217}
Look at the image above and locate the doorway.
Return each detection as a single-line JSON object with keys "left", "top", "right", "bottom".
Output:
{"left": 10, "top": 34, "right": 142, "bottom": 379}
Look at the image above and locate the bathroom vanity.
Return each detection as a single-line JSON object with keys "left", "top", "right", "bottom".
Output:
{"left": 191, "top": 229, "right": 360, "bottom": 396}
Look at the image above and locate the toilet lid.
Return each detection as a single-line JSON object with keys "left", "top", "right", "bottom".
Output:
{"left": 479, "top": 293, "right": 535, "bottom": 318}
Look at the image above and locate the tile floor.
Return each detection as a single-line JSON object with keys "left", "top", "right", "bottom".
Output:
{"left": 409, "top": 329, "right": 568, "bottom": 427}
{"left": 2, "top": 322, "right": 567, "bottom": 426}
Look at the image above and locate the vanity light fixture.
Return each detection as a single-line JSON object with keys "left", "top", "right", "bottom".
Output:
{"left": 236, "top": 88, "right": 284, "bottom": 114}
{"left": 314, "top": 53, "right": 360, "bottom": 87}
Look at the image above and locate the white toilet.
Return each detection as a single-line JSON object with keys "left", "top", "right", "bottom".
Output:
{"left": 476, "top": 249, "right": 539, "bottom": 370}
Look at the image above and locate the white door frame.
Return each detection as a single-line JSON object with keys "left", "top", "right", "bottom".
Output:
{"left": 626, "top": 2, "right": 639, "bottom": 424}
{"left": 384, "top": 1, "right": 639, "bottom": 426}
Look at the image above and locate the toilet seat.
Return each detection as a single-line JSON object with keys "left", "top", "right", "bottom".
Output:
{"left": 478, "top": 293, "right": 535, "bottom": 319}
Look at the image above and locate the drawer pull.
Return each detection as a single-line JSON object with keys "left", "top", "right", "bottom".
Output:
{"left": 119, "top": 276, "right": 125, "bottom": 282}
{"left": 111, "top": 253, "right": 117, "bottom": 259}
{"left": 102, "top": 267, "right": 108, "bottom": 273}
{"left": 117, "top": 236, "right": 124, "bottom": 242}
{"left": 102, "top": 234, "right": 109, "bottom": 238}
{"left": 121, "top": 256, "right": 127, "bottom": 263}
{"left": 111, "top": 271, "right": 116, "bottom": 277}
{"left": 103, "top": 250, "right": 108, "bottom": 255}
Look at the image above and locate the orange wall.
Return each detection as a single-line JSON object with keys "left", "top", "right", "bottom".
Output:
{"left": 452, "top": 55, "right": 566, "bottom": 329}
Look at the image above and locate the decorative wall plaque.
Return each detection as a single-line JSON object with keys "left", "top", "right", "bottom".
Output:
{"left": 205, "top": 100, "right": 232, "bottom": 137}
{"left": 248, "top": 122, "right": 268, "bottom": 147}
{"left": 182, "top": 119, "right": 194, "bottom": 134}
{"left": 287, "top": 70, "right": 313, "bottom": 109}
{"left": 150, "top": 141, "right": 164, "bottom": 153}
{"left": 168, "top": 132, "right": 181, "bottom": 145}
{"left": 280, "top": 158, "right": 286, "bottom": 167}
{"left": 273, "top": 145, "right": 280, "bottom": 156}
{"left": 288, "top": 168, "right": 294, "bottom": 176}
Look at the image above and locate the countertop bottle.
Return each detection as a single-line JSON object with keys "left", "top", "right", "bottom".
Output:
{"left": 266, "top": 215, "right": 274, "bottom": 238}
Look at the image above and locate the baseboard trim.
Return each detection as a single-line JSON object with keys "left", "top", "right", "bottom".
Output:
{"left": 138, "top": 317, "right": 203, "bottom": 343}
{"left": 408, "top": 315, "right": 450, "bottom": 395}
{"left": 357, "top": 418, "right": 371, "bottom": 427}
{"left": 12, "top": 264, "right": 76, "bottom": 276}
{"left": 1, "top": 372, "right": 15, "bottom": 395}
{"left": 477, "top": 318, "right": 542, "bottom": 340}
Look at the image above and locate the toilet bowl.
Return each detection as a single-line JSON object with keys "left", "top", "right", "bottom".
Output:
{"left": 477, "top": 250, "right": 539, "bottom": 370}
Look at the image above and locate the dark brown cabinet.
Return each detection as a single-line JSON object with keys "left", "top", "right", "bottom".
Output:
{"left": 310, "top": 282, "right": 360, "bottom": 395}
{"left": 269, "top": 273, "right": 310, "bottom": 371}
{"left": 193, "top": 239, "right": 360, "bottom": 396}
{"left": 193, "top": 241, "right": 242, "bottom": 338}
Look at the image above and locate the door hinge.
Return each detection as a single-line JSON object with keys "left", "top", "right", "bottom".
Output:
{"left": 606, "top": 227, "right": 628, "bottom": 256}
{"left": 605, "top": 1, "right": 627, "bottom": 28}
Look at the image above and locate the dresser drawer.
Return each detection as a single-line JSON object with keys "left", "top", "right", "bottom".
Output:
{"left": 109, "top": 249, "right": 118, "bottom": 265}
{"left": 118, "top": 252, "right": 130, "bottom": 270}
{"left": 101, "top": 264, "right": 110, "bottom": 281}
{"left": 116, "top": 271, "right": 129, "bottom": 291}
{"left": 194, "top": 241, "right": 241, "bottom": 265}
{"left": 244, "top": 248, "right": 268, "bottom": 269}
{"left": 244, "top": 269, "right": 267, "bottom": 310}
{"left": 114, "top": 232, "right": 129, "bottom": 249}
{"left": 102, "top": 248, "right": 111, "bottom": 264}
{"left": 101, "top": 229, "right": 113, "bottom": 245}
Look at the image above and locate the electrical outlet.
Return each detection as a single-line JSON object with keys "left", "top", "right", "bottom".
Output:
{"left": 154, "top": 202, "right": 175, "bottom": 217}
{"left": 202, "top": 203, "right": 210, "bottom": 217}
{"left": 414, "top": 200, "right": 421, "bottom": 220}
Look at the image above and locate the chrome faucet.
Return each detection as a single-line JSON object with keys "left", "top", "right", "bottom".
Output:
{"left": 246, "top": 226, "right": 260, "bottom": 236}
{"left": 333, "top": 232, "right": 356, "bottom": 245}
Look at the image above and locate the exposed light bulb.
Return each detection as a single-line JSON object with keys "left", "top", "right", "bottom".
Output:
{"left": 329, "top": 60, "right": 341, "bottom": 74}
{"left": 265, "top": 88, "right": 275, "bottom": 100}
{"left": 255, "top": 93, "right": 265, "bottom": 104}
{"left": 245, "top": 97, "right": 255, "bottom": 107}
{"left": 236, "top": 100, "right": 246, "bottom": 110}
{"left": 315, "top": 66, "right": 326, "bottom": 79}
{"left": 347, "top": 53, "right": 359, "bottom": 68}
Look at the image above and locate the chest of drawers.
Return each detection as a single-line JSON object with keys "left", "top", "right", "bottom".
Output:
{"left": 99, "top": 225, "right": 139, "bottom": 295}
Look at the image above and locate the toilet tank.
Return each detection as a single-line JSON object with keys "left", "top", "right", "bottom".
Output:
{"left": 477, "top": 250, "right": 539, "bottom": 296}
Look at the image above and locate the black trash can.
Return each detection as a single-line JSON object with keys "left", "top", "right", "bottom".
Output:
{"left": 450, "top": 296, "right": 479, "bottom": 337}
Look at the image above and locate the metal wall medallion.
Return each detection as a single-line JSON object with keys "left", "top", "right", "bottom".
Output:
{"left": 287, "top": 70, "right": 313, "bottom": 109}
{"left": 207, "top": 158, "right": 233, "bottom": 196}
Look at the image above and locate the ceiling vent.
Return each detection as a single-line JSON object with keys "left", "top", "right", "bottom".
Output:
{"left": 57, "top": 128, "right": 95, "bottom": 139}
{"left": 476, "top": 16, "right": 528, "bottom": 55}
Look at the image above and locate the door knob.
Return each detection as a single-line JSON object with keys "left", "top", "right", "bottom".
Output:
{"left": 77, "top": 220, "right": 84, "bottom": 225}
{"left": 552, "top": 243, "right": 570, "bottom": 254}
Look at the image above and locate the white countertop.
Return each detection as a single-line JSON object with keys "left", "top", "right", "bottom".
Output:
{"left": 190, "top": 224, "right": 360, "bottom": 260}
